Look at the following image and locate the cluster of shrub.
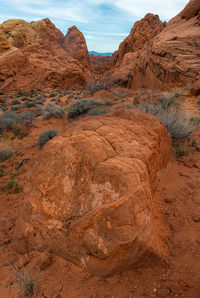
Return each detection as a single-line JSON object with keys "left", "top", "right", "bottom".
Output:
{"left": 1, "top": 88, "right": 199, "bottom": 163}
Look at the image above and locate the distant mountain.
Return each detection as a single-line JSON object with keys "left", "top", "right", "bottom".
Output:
{"left": 89, "top": 51, "right": 112, "bottom": 57}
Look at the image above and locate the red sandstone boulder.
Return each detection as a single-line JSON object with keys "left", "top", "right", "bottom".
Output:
{"left": 12, "top": 109, "right": 171, "bottom": 277}
{"left": 63, "top": 26, "right": 90, "bottom": 68}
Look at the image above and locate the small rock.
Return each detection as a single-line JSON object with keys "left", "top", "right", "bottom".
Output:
{"left": 38, "top": 253, "right": 52, "bottom": 270}
{"left": 193, "top": 215, "right": 200, "bottom": 223}
{"left": 165, "top": 198, "right": 173, "bottom": 204}
{"left": 156, "top": 288, "right": 170, "bottom": 297}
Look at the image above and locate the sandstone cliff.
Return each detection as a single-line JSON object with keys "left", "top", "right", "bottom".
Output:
{"left": 109, "top": 0, "right": 200, "bottom": 89}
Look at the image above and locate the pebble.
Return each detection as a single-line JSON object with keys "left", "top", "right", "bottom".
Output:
{"left": 156, "top": 288, "right": 170, "bottom": 297}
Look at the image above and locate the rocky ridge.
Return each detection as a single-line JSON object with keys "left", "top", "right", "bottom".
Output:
{"left": 109, "top": 0, "right": 200, "bottom": 89}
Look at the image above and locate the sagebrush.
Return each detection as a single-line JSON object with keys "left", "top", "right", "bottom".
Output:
{"left": 38, "top": 129, "right": 58, "bottom": 147}
{"left": 68, "top": 98, "right": 101, "bottom": 120}
{"left": 42, "top": 103, "right": 65, "bottom": 120}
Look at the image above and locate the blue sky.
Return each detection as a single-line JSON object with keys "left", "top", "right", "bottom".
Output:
{"left": 0, "top": 0, "right": 188, "bottom": 53}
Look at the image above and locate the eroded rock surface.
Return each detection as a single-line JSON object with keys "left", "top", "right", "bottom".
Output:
{"left": 0, "top": 19, "right": 92, "bottom": 91}
{"left": 114, "top": 13, "right": 164, "bottom": 65}
{"left": 63, "top": 26, "right": 90, "bottom": 68}
{"left": 109, "top": 0, "right": 200, "bottom": 89}
{"left": 13, "top": 109, "right": 171, "bottom": 276}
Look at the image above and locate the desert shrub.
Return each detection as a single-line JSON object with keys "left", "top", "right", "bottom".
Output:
{"left": 0, "top": 112, "right": 21, "bottom": 131}
{"left": 0, "top": 147, "right": 13, "bottom": 162}
{"left": 38, "top": 129, "right": 58, "bottom": 147}
{"left": 88, "top": 108, "right": 110, "bottom": 116}
{"left": 189, "top": 117, "right": 200, "bottom": 126}
{"left": 12, "top": 100, "right": 21, "bottom": 105}
{"left": 0, "top": 110, "right": 36, "bottom": 133}
{"left": 25, "top": 101, "right": 36, "bottom": 108}
{"left": 42, "top": 103, "right": 65, "bottom": 120}
{"left": 159, "top": 88, "right": 183, "bottom": 110}
{"left": 68, "top": 98, "right": 101, "bottom": 120}
{"left": 20, "top": 110, "right": 36, "bottom": 126}
{"left": 49, "top": 93, "right": 57, "bottom": 98}
{"left": 158, "top": 109, "right": 193, "bottom": 140}
{"left": 11, "top": 106, "right": 19, "bottom": 111}
{"left": 173, "top": 142, "right": 189, "bottom": 157}
{"left": 127, "top": 102, "right": 193, "bottom": 140}
{"left": 21, "top": 97, "right": 29, "bottom": 102}
{"left": 9, "top": 263, "right": 38, "bottom": 296}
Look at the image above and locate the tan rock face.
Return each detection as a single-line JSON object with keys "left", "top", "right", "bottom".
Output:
{"left": 13, "top": 109, "right": 171, "bottom": 276}
{"left": 109, "top": 0, "right": 200, "bottom": 89}
{"left": 0, "top": 18, "right": 64, "bottom": 54}
{"left": 0, "top": 19, "right": 92, "bottom": 91}
{"left": 114, "top": 14, "right": 164, "bottom": 65}
{"left": 63, "top": 26, "right": 90, "bottom": 68}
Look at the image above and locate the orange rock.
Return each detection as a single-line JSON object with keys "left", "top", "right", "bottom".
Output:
{"left": 114, "top": 14, "right": 164, "bottom": 65}
{"left": 89, "top": 54, "right": 113, "bottom": 73}
{"left": 180, "top": 0, "right": 200, "bottom": 20}
{"left": 0, "top": 42, "right": 92, "bottom": 92}
{"left": 63, "top": 26, "right": 90, "bottom": 68}
{"left": 12, "top": 109, "right": 171, "bottom": 277}
{"left": 92, "top": 89, "right": 117, "bottom": 102}
{"left": 109, "top": 0, "right": 200, "bottom": 89}
{"left": 0, "top": 20, "right": 92, "bottom": 91}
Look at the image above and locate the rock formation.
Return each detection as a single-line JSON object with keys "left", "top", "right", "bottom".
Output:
{"left": 0, "top": 19, "right": 92, "bottom": 91}
{"left": 89, "top": 54, "right": 114, "bottom": 73}
{"left": 0, "top": 18, "right": 64, "bottom": 55}
{"left": 13, "top": 109, "right": 171, "bottom": 276}
{"left": 114, "top": 13, "right": 164, "bottom": 65}
{"left": 63, "top": 26, "right": 90, "bottom": 68}
{"left": 109, "top": 0, "right": 200, "bottom": 89}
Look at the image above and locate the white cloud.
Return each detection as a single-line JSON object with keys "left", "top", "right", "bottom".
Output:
{"left": 0, "top": 0, "right": 189, "bottom": 52}
{"left": 115, "top": 0, "right": 189, "bottom": 20}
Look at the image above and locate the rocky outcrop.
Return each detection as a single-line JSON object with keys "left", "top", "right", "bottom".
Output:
{"left": 114, "top": 14, "right": 164, "bottom": 65}
{"left": 89, "top": 54, "right": 113, "bottom": 73}
{"left": 13, "top": 109, "right": 171, "bottom": 277}
{"left": 0, "top": 41, "right": 91, "bottom": 92}
{"left": 0, "top": 19, "right": 92, "bottom": 91}
{"left": 109, "top": 0, "right": 200, "bottom": 89}
{"left": 0, "top": 18, "right": 64, "bottom": 56}
{"left": 180, "top": 0, "right": 200, "bottom": 20}
{"left": 63, "top": 26, "right": 90, "bottom": 68}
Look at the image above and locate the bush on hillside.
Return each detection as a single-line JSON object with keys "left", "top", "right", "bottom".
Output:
{"left": 67, "top": 98, "right": 101, "bottom": 120}
{"left": 128, "top": 102, "right": 193, "bottom": 140}
{"left": 0, "top": 147, "right": 13, "bottom": 162}
{"left": 42, "top": 103, "right": 65, "bottom": 120}
{"left": 38, "top": 129, "right": 58, "bottom": 147}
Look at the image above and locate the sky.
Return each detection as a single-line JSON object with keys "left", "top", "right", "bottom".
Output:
{"left": 0, "top": 0, "right": 189, "bottom": 53}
